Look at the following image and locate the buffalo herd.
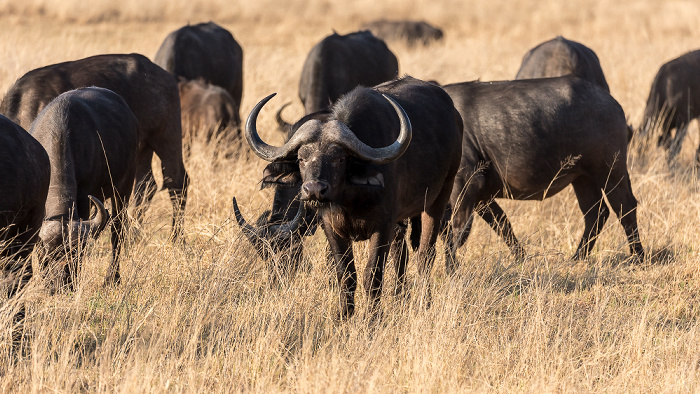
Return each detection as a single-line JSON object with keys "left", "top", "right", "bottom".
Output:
{"left": 0, "top": 19, "right": 696, "bottom": 320}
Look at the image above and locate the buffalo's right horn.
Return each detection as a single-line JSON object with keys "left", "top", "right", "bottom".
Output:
{"left": 245, "top": 93, "right": 318, "bottom": 162}
{"left": 232, "top": 197, "right": 257, "bottom": 238}
{"left": 84, "top": 195, "right": 108, "bottom": 238}
{"left": 275, "top": 102, "right": 293, "bottom": 134}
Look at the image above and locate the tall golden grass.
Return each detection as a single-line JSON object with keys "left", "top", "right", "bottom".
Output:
{"left": 1, "top": 0, "right": 700, "bottom": 391}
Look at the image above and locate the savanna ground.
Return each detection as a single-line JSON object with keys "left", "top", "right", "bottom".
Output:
{"left": 0, "top": 0, "right": 699, "bottom": 391}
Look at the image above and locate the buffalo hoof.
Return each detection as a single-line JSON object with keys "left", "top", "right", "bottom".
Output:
{"left": 334, "top": 303, "right": 355, "bottom": 323}
{"left": 103, "top": 271, "right": 121, "bottom": 287}
{"left": 627, "top": 251, "right": 645, "bottom": 265}
{"left": 512, "top": 246, "right": 526, "bottom": 263}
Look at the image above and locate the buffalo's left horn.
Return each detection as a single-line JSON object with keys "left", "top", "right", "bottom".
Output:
{"left": 330, "top": 93, "right": 412, "bottom": 164}
{"left": 268, "top": 202, "right": 305, "bottom": 234}
{"left": 85, "top": 195, "right": 108, "bottom": 238}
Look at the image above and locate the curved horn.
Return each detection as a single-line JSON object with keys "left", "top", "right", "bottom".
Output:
{"left": 245, "top": 94, "right": 319, "bottom": 162}
{"left": 275, "top": 102, "right": 293, "bottom": 134}
{"left": 268, "top": 202, "right": 305, "bottom": 234}
{"left": 232, "top": 197, "right": 258, "bottom": 238}
{"left": 85, "top": 195, "right": 108, "bottom": 238}
{"left": 329, "top": 93, "right": 412, "bottom": 164}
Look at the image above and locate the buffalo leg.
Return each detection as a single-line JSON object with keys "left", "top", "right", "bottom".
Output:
{"left": 571, "top": 176, "right": 610, "bottom": 259}
{"left": 365, "top": 224, "right": 393, "bottom": 314}
{"left": 132, "top": 146, "right": 158, "bottom": 231}
{"left": 104, "top": 196, "right": 127, "bottom": 285}
{"left": 389, "top": 221, "right": 409, "bottom": 296}
{"left": 668, "top": 123, "right": 689, "bottom": 163}
{"left": 603, "top": 170, "right": 644, "bottom": 259}
{"left": 446, "top": 170, "right": 485, "bottom": 273}
{"left": 323, "top": 225, "right": 356, "bottom": 320}
{"left": 149, "top": 124, "right": 189, "bottom": 241}
{"left": 479, "top": 200, "right": 526, "bottom": 261}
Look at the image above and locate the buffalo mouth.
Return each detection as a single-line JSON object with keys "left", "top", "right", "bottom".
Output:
{"left": 303, "top": 199, "right": 330, "bottom": 209}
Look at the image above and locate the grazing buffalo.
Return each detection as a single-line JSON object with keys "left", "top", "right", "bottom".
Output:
{"left": 155, "top": 21, "right": 244, "bottom": 136}
{"left": 640, "top": 49, "right": 700, "bottom": 163}
{"left": 276, "top": 31, "right": 399, "bottom": 131}
{"left": 0, "top": 53, "right": 189, "bottom": 240}
{"left": 243, "top": 76, "right": 463, "bottom": 319}
{"left": 178, "top": 78, "right": 239, "bottom": 147}
{"left": 30, "top": 87, "right": 138, "bottom": 289}
{"left": 232, "top": 117, "right": 324, "bottom": 283}
{"left": 441, "top": 76, "right": 644, "bottom": 266}
{"left": 0, "top": 115, "right": 50, "bottom": 297}
{"left": 361, "top": 19, "right": 444, "bottom": 47}
{"left": 515, "top": 36, "right": 610, "bottom": 93}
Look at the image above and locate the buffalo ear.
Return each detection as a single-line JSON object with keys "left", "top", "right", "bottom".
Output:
{"left": 346, "top": 162, "right": 384, "bottom": 187}
{"left": 261, "top": 161, "right": 301, "bottom": 189}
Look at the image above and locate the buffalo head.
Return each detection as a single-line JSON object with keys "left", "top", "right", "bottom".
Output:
{"left": 244, "top": 93, "right": 411, "bottom": 207}
{"left": 38, "top": 195, "right": 108, "bottom": 290}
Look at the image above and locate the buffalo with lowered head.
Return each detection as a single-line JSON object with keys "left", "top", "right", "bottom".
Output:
{"left": 0, "top": 53, "right": 189, "bottom": 240}
{"left": 639, "top": 49, "right": 700, "bottom": 163}
{"left": 29, "top": 87, "right": 139, "bottom": 289}
{"left": 155, "top": 21, "right": 244, "bottom": 141}
{"left": 442, "top": 76, "right": 643, "bottom": 265}
{"left": 515, "top": 36, "right": 610, "bottom": 93}
{"left": 241, "top": 76, "right": 463, "bottom": 319}
{"left": 276, "top": 30, "right": 399, "bottom": 131}
{"left": 361, "top": 19, "right": 444, "bottom": 47}
{"left": 178, "top": 78, "right": 238, "bottom": 148}
{"left": 0, "top": 115, "right": 50, "bottom": 297}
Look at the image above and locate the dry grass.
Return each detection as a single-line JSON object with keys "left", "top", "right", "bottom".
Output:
{"left": 1, "top": 0, "right": 700, "bottom": 391}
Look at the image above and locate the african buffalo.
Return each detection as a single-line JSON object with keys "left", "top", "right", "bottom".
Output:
{"left": 515, "top": 36, "right": 610, "bottom": 93}
{"left": 640, "top": 49, "right": 700, "bottom": 163}
{"left": 243, "top": 76, "right": 463, "bottom": 319}
{"left": 178, "top": 78, "right": 238, "bottom": 147}
{"left": 276, "top": 31, "right": 399, "bottom": 131}
{"left": 0, "top": 115, "right": 50, "bottom": 297}
{"left": 442, "top": 76, "right": 644, "bottom": 266}
{"left": 30, "top": 87, "right": 137, "bottom": 289}
{"left": 155, "top": 21, "right": 244, "bottom": 136}
{"left": 361, "top": 19, "right": 444, "bottom": 47}
{"left": 0, "top": 53, "right": 189, "bottom": 240}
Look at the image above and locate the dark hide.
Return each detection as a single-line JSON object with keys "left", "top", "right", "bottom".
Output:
{"left": 442, "top": 76, "right": 644, "bottom": 266}
{"left": 30, "top": 87, "right": 139, "bottom": 289}
{"left": 155, "top": 21, "right": 244, "bottom": 135}
{"left": 247, "top": 76, "right": 463, "bottom": 319}
{"left": 276, "top": 31, "right": 398, "bottom": 131}
{"left": 0, "top": 53, "right": 189, "bottom": 240}
{"left": 361, "top": 20, "right": 444, "bottom": 47}
{"left": 640, "top": 49, "right": 700, "bottom": 163}
{"left": 515, "top": 36, "right": 610, "bottom": 93}
{"left": 0, "top": 115, "right": 50, "bottom": 298}
{"left": 178, "top": 78, "right": 239, "bottom": 147}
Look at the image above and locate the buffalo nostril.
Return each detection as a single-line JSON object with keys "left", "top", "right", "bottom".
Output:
{"left": 302, "top": 181, "right": 330, "bottom": 200}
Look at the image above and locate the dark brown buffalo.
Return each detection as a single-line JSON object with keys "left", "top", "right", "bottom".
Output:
{"left": 30, "top": 87, "right": 137, "bottom": 289}
{"left": 276, "top": 31, "right": 399, "bottom": 131}
{"left": 0, "top": 53, "right": 188, "bottom": 240}
{"left": 442, "top": 76, "right": 643, "bottom": 265}
{"left": 0, "top": 115, "right": 50, "bottom": 297}
{"left": 515, "top": 36, "right": 610, "bottom": 93}
{"left": 361, "top": 19, "right": 444, "bottom": 47}
{"left": 178, "top": 78, "right": 239, "bottom": 147}
{"left": 640, "top": 49, "right": 700, "bottom": 163}
{"left": 155, "top": 21, "right": 243, "bottom": 135}
{"left": 241, "top": 76, "right": 463, "bottom": 319}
